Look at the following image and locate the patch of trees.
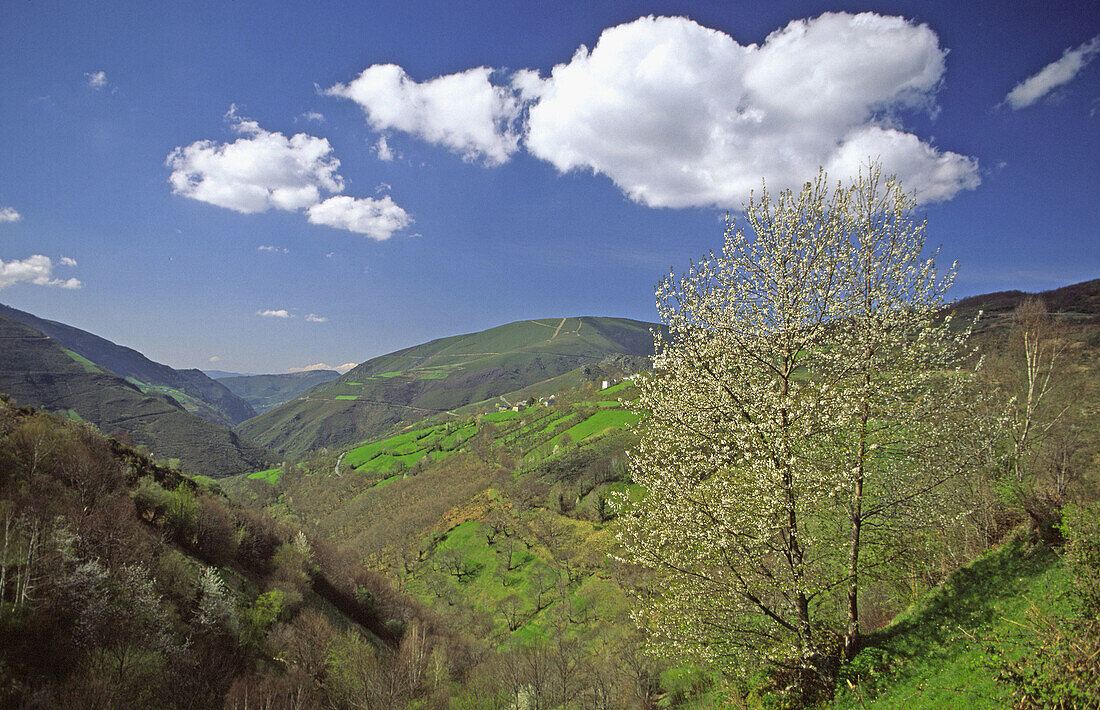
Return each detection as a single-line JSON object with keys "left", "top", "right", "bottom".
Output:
{"left": 615, "top": 166, "right": 1100, "bottom": 705}
{"left": 0, "top": 398, "right": 482, "bottom": 709}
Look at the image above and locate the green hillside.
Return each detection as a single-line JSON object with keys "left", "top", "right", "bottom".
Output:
{"left": 0, "top": 315, "right": 273, "bottom": 477}
{"left": 0, "top": 302, "right": 256, "bottom": 426}
{"left": 221, "top": 285, "right": 1100, "bottom": 707}
{"left": 239, "top": 316, "right": 660, "bottom": 459}
{"left": 0, "top": 398, "right": 463, "bottom": 708}
{"left": 218, "top": 369, "right": 340, "bottom": 414}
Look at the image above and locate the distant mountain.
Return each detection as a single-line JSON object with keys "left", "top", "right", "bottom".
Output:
{"left": 951, "top": 278, "right": 1100, "bottom": 333}
{"left": 0, "top": 314, "right": 273, "bottom": 476}
{"left": 204, "top": 369, "right": 253, "bottom": 379}
{"left": 239, "top": 316, "right": 661, "bottom": 458}
{"left": 218, "top": 369, "right": 341, "bottom": 415}
{"left": 953, "top": 278, "right": 1100, "bottom": 317}
{"left": 0, "top": 303, "right": 256, "bottom": 426}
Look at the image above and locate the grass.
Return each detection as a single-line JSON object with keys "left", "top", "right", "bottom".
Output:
{"left": 342, "top": 421, "right": 481, "bottom": 472}
{"left": 247, "top": 467, "right": 283, "bottom": 484}
{"left": 599, "top": 381, "right": 633, "bottom": 395}
{"left": 553, "top": 409, "right": 642, "bottom": 446}
{"left": 60, "top": 347, "right": 103, "bottom": 373}
{"left": 334, "top": 395, "right": 359, "bottom": 400}
{"left": 410, "top": 516, "right": 626, "bottom": 642}
{"left": 830, "top": 532, "right": 1067, "bottom": 709}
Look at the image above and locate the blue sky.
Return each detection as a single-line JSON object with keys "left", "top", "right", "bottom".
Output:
{"left": 1, "top": 1, "right": 1097, "bottom": 374}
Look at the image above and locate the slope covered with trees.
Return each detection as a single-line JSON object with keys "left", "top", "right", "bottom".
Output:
{"left": 0, "top": 315, "right": 272, "bottom": 477}
{"left": 0, "top": 303, "right": 256, "bottom": 426}
{"left": 0, "top": 398, "right": 482, "bottom": 708}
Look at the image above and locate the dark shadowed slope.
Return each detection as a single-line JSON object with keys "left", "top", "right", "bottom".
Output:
{"left": 0, "top": 302, "right": 256, "bottom": 426}
{"left": 952, "top": 278, "right": 1100, "bottom": 331}
{"left": 0, "top": 314, "right": 273, "bottom": 476}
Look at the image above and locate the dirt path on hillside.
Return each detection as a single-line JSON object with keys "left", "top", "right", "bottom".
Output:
{"left": 549, "top": 318, "right": 566, "bottom": 342}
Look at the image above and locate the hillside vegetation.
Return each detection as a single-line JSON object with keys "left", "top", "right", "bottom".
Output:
{"left": 223, "top": 280, "right": 1100, "bottom": 708}
{"left": 0, "top": 315, "right": 273, "bottom": 477}
{"left": 0, "top": 303, "right": 256, "bottom": 426}
{"left": 218, "top": 369, "right": 341, "bottom": 414}
{"left": 0, "top": 397, "right": 484, "bottom": 708}
{"left": 239, "top": 316, "right": 661, "bottom": 459}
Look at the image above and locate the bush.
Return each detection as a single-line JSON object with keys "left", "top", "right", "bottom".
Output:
{"left": 996, "top": 503, "right": 1100, "bottom": 708}
{"left": 131, "top": 477, "right": 171, "bottom": 519}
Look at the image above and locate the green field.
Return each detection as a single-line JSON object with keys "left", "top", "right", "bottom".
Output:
{"left": 247, "top": 466, "right": 283, "bottom": 484}
{"left": 553, "top": 409, "right": 641, "bottom": 446}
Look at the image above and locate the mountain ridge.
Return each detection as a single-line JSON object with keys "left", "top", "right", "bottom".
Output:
{"left": 0, "top": 302, "right": 256, "bottom": 426}
{"left": 239, "top": 316, "right": 663, "bottom": 458}
{"left": 0, "top": 313, "right": 273, "bottom": 476}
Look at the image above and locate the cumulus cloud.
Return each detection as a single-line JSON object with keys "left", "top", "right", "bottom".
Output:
{"left": 85, "top": 71, "right": 108, "bottom": 89}
{"left": 302, "top": 111, "right": 325, "bottom": 122}
{"left": 258, "top": 244, "right": 288, "bottom": 253}
{"left": 167, "top": 107, "right": 413, "bottom": 238}
{"left": 0, "top": 207, "right": 21, "bottom": 223}
{"left": 306, "top": 195, "right": 411, "bottom": 240}
{"left": 373, "top": 135, "right": 397, "bottom": 161}
{"left": 1004, "top": 36, "right": 1100, "bottom": 110}
{"left": 0, "top": 254, "right": 82, "bottom": 290}
{"left": 167, "top": 107, "right": 343, "bottom": 214}
{"left": 288, "top": 361, "right": 357, "bottom": 373}
{"left": 331, "top": 13, "right": 979, "bottom": 206}
{"left": 326, "top": 65, "right": 525, "bottom": 165}
{"left": 257, "top": 309, "right": 291, "bottom": 318}
{"left": 305, "top": 313, "right": 328, "bottom": 322}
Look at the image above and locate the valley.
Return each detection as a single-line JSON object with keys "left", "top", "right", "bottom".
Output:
{"left": 0, "top": 278, "right": 1097, "bottom": 708}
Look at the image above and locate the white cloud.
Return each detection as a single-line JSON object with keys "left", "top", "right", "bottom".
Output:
{"left": 332, "top": 13, "right": 978, "bottom": 206}
{"left": 208, "top": 355, "right": 221, "bottom": 362}
{"left": 257, "top": 309, "right": 291, "bottom": 318}
{"left": 305, "top": 313, "right": 328, "bottom": 322}
{"left": 526, "top": 13, "right": 975, "bottom": 206}
{"left": 0, "top": 254, "right": 82, "bottom": 290}
{"left": 167, "top": 107, "right": 412, "bottom": 238}
{"left": 1004, "top": 36, "right": 1100, "bottom": 110}
{"left": 0, "top": 207, "right": 21, "bottom": 223}
{"left": 85, "top": 71, "right": 108, "bottom": 89}
{"left": 373, "top": 135, "right": 397, "bottom": 161}
{"left": 288, "top": 361, "right": 357, "bottom": 373}
{"left": 306, "top": 195, "right": 411, "bottom": 240}
{"left": 326, "top": 65, "right": 526, "bottom": 165}
{"left": 59, "top": 256, "right": 77, "bottom": 267}
{"left": 166, "top": 107, "right": 343, "bottom": 214}
{"left": 258, "top": 244, "right": 289, "bottom": 253}
{"left": 303, "top": 111, "right": 325, "bottom": 122}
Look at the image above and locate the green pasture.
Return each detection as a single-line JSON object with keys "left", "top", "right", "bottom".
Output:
{"left": 553, "top": 409, "right": 642, "bottom": 446}
{"left": 247, "top": 467, "right": 283, "bottom": 484}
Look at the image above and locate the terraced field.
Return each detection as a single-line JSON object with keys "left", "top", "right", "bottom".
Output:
{"left": 239, "top": 316, "right": 661, "bottom": 458}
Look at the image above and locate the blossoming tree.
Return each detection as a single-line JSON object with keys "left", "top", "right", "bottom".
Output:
{"left": 616, "top": 166, "right": 980, "bottom": 698}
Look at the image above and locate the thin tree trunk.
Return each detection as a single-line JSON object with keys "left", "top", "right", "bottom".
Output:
{"left": 0, "top": 511, "right": 9, "bottom": 606}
